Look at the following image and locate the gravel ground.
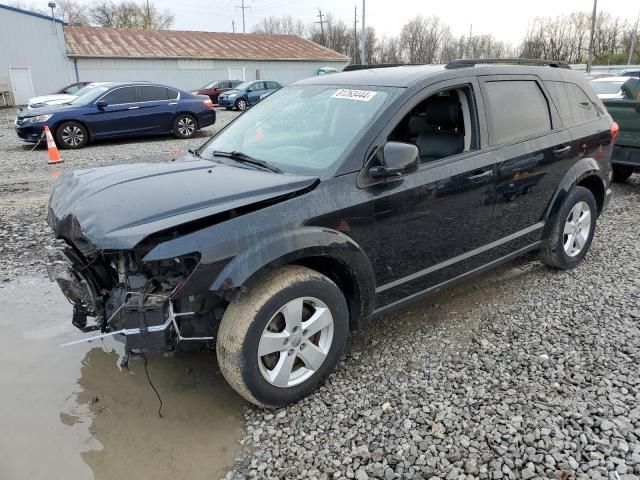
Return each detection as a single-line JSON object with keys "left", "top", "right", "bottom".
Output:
{"left": 0, "top": 107, "right": 238, "bottom": 279}
{"left": 225, "top": 176, "right": 640, "bottom": 480}
{"left": 1, "top": 106, "right": 640, "bottom": 480}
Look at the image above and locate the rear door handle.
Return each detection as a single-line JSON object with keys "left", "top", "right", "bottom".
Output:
{"left": 467, "top": 170, "right": 492, "bottom": 182}
{"left": 553, "top": 145, "right": 571, "bottom": 155}
{"left": 128, "top": 106, "right": 140, "bottom": 110}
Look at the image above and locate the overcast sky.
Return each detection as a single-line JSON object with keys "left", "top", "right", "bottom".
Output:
{"left": 41, "top": 0, "right": 636, "bottom": 45}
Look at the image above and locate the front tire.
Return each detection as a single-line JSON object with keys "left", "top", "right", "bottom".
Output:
{"left": 612, "top": 165, "right": 634, "bottom": 183}
{"left": 540, "top": 186, "right": 597, "bottom": 269}
{"left": 172, "top": 113, "right": 197, "bottom": 139}
{"left": 235, "top": 98, "right": 248, "bottom": 111}
{"left": 55, "top": 121, "right": 88, "bottom": 149}
{"left": 216, "top": 266, "right": 349, "bottom": 407}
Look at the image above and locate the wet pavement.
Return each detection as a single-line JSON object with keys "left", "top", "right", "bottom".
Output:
{"left": 0, "top": 275, "right": 246, "bottom": 480}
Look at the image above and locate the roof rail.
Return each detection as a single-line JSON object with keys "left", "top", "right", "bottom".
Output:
{"left": 342, "top": 63, "right": 412, "bottom": 72}
{"left": 445, "top": 58, "right": 571, "bottom": 69}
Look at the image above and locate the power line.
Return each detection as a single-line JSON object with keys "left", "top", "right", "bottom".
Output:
{"left": 236, "top": 0, "right": 250, "bottom": 33}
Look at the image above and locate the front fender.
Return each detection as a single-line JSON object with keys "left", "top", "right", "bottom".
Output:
{"left": 210, "top": 226, "right": 376, "bottom": 317}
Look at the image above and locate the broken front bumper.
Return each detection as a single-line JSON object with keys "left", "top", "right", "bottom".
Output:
{"left": 46, "top": 245, "right": 214, "bottom": 351}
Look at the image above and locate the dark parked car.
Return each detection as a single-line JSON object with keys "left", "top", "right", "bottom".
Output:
{"left": 15, "top": 82, "right": 215, "bottom": 149}
{"left": 192, "top": 80, "right": 242, "bottom": 104}
{"left": 217, "top": 80, "right": 282, "bottom": 111}
{"left": 46, "top": 60, "right": 615, "bottom": 407}
{"left": 602, "top": 97, "right": 640, "bottom": 182}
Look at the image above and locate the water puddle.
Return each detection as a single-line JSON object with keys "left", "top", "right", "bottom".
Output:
{"left": 0, "top": 276, "right": 246, "bottom": 480}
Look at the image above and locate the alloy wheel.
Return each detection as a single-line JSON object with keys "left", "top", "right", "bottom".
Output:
{"left": 61, "top": 125, "right": 84, "bottom": 147}
{"left": 237, "top": 99, "right": 247, "bottom": 111}
{"left": 563, "top": 201, "right": 591, "bottom": 257}
{"left": 177, "top": 117, "right": 195, "bottom": 136}
{"left": 257, "top": 297, "right": 334, "bottom": 388}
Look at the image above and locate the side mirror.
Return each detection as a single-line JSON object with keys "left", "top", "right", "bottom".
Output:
{"left": 369, "top": 142, "right": 419, "bottom": 178}
{"left": 96, "top": 100, "right": 107, "bottom": 109}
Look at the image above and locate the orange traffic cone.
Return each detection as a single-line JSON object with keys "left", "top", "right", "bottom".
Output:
{"left": 43, "top": 125, "right": 62, "bottom": 164}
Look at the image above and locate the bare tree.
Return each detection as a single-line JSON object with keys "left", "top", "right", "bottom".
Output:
{"left": 57, "top": 0, "right": 90, "bottom": 25}
{"left": 89, "top": 0, "right": 173, "bottom": 29}
{"left": 252, "top": 15, "right": 306, "bottom": 36}
{"left": 400, "top": 15, "right": 450, "bottom": 64}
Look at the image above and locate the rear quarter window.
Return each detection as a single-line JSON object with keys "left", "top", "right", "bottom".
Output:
{"left": 484, "top": 80, "right": 551, "bottom": 145}
{"left": 544, "top": 81, "right": 599, "bottom": 127}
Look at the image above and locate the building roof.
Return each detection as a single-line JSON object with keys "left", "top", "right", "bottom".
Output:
{"left": 64, "top": 26, "right": 348, "bottom": 62}
{"left": 0, "top": 3, "right": 64, "bottom": 24}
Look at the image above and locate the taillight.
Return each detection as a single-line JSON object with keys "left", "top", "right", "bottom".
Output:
{"left": 203, "top": 99, "right": 213, "bottom": 109}
{"left": 611, "top": 122, "right": 619, "bottom": 142}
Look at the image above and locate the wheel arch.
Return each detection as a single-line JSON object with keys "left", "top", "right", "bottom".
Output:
{"left": 543, "top": 157, "right": 606, "bottom": 238}
{"left": 210, "top": 227, "right": 376, "bottom": 329}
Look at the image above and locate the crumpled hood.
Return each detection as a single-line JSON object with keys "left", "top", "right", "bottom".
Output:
{"left": 48, "top": 155, "right": 318, "bottom": 251}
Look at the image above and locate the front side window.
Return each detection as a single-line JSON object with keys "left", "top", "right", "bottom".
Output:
{"left": 545, "top": 81, "right": 598, "bottom": 127}
{"left": 484, "top": 80, "right": 551, "bottom": 145}
{"left": 200, "top": 85, "right": 392, "bottom": 175}
{"left": 101, "top": 87, "right": 137, "bottom": 105}
{"left": 387, "top": 86, "right": 478, "bottom": 164}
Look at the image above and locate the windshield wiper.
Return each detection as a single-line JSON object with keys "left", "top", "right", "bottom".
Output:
{"left": 211, "top": 150, "right": 282, "bottom": 173}
{"left": 188, "top": 148, "right": 201, "bottom": 158}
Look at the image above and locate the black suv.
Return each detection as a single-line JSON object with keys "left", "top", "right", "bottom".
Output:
{"left": 47, "top": 59, "right": 615, "bottom": 407}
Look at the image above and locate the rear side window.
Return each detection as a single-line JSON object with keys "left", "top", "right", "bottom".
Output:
{"left": 138, "top": 86, "right": 169, "bottom": 102}
{"left": 167, "top": 88, "right": 179, "bottom": 100}
{"left": 101, "top": 87, "right": 137, "bottom": 105}
{"left": 544, "top": 81, "right": 599, "bottom": 126}
{"left": 484, "top": 80, "right": 551, "bottom": 145}
{"left": 267, "top": 82, "right": 281, "bottom": 90}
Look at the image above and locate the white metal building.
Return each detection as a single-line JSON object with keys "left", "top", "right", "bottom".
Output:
{"left": 0, "top": 4, "right": 348, "bottom": 104}
{"left": 0, "top": 4, "right": 75, "bottom": 105}
{"left": 64, "top": 27, "right": 349, "bottom": 90}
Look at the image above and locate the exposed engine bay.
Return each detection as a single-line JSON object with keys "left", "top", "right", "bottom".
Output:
{"left": 46, "top": 241, "right": 223, "bottom": 353}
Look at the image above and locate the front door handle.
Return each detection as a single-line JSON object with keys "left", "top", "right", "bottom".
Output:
{"left": 553, "top": 145, "right": 571, "bottom": 155}
{"left": 467, "top": 170, "right": 492, "bottom": 182}
{"left": 128, "top": 106, "right": 140, "bottom": 110}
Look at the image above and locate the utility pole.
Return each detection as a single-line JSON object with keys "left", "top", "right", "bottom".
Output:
{"left": 586, "top": 0, "right": 597, "bottom": 73}
{"left": 316, "top": 8, "right": 325, "bottom": 46}
{"left": 145, "top": 0, "right": 151, "bottom": 29}
{"left": 236, "top": 0, "right": 249, "bottom": 33}
{"left": 353, "top": 5, "right": 358, "bottom": 64}
{"left": 360, "top": 0, "right": 365, "bottom": 65}
{"left": 232, "top": 19, "right": 236, "bottom": 33}
{"left": 468, "top": 24, "right": 472, "bottom": 58}
{"left": 628, "top": 12, "right": 640, "bottom": 65}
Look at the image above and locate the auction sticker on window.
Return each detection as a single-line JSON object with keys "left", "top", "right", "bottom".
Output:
{"left": 331, "top": 89, "right": 377, "bottom": 101}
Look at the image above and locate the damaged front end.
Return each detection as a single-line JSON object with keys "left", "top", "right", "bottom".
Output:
{"left": 46, "top": 242, "right": 221, "bottom": 353}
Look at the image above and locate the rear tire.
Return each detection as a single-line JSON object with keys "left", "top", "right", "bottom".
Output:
{"left": 216, "top": 266, "right": 349, "bottom": 407}
{"left": 172, "top": 113, "right": 198, "bottom": 139}
{"left": 540, "top": 186, "right": 597, "bottom": 269}
{"left": 55, "top": 121, "right": 88, "bottom": 149}
{"left": 612, "top": 165, "right": 634, "bottom": 183}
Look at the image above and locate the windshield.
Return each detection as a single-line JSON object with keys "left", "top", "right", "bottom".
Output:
{"left": 70, "top": 86, "right": 110, "bottom": 105}
{"left": 73, "top": 83, "right": 100, "bottom": 97}
{"left": 234, "top": 81, "right": 253, "bottom": 91}
{"left": 202, "top": 81, "right": 218, "bottom": 89}
{"left": 200, "top": 85, "right": 391, "bottom": 175}
{"left": 590, "top": 80, "right": 624, "bottom": 94}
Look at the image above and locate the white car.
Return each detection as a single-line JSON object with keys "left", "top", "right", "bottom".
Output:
{"left": 589, "top": 76, "right": 639, "bottom": 100}
{"left": 27, "top": 82, "right": 107, "bottom": 109}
